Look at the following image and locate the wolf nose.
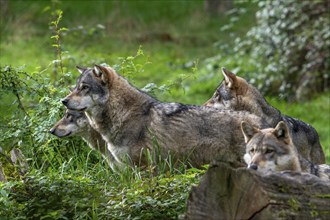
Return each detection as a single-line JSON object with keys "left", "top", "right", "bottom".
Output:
{"left": 49, "top": 128, "right": 55, "bottom": 134}
{"left": 61, "top": 98, "right": 68, "bottom": 106}
{"left": 248, "top": 164, "right": 258, "bottom": 170}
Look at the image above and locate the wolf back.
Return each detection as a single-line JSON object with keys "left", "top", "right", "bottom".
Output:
{"left": 204, "top": 68, "right": 325, "bottom": 164}
{"left": 61, "top": 65, "right": 269, "bottom": 168}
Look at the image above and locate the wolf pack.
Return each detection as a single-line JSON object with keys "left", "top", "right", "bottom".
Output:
{"left": 50, "top": 65, "right": 329, "bottom": 181}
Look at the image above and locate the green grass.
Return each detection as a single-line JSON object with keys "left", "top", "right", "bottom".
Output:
{"left": 268, "top": 94, "right": 330, "bottom": 162}
{"left": 0, "top": 142, "right": 207, "bottom": 219}
{"left": 0, "top": 0, "right": 257, "bottom": 80}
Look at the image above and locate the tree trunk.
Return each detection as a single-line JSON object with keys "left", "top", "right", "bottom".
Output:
{"left": 204, "top": 0, "right": 233, "bottom": 16}
{"left": 184, "top": 161, "right": 330, "bottom": 220}
{"left": 0, "top": 0, "right": 9, "bottom": 17}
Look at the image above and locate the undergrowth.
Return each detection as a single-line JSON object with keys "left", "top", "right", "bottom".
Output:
{"left": 0, "top": 167, "right": 205, "bottom": 219}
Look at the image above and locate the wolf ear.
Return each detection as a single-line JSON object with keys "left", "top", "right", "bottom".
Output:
{"left": 241, "top": 121, "right": 259, "bottom": 143}
{"left": 93, "top": 65, "right": 103, "bottom": 77}
{"left": 273, "top": 121, "right": 290, "bottom": 142}
{"left": 222, "top": 68, "right": 237, "bottom": 88}
{"left": 76, "top": 66, "right": 87, "bottom": 74}
{"left": 93, "top": 64, "right": 110, "bottom": 83}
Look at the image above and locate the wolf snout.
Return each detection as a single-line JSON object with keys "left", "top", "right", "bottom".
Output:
{"left": 61, "top": 98, "right": 69, "bottom": 106}
{"left": 248, "top": 163, "right": 258, "bottom": 170}
{"left": 49, "top": 127, "right": 55, "bottom": 134}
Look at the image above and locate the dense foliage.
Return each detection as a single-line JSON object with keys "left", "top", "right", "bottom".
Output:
{"left": 236, "top": 0, "right": 330, "bottom": 100}
{"left": 0, "top": 168, "right": 205, "bottom": 219}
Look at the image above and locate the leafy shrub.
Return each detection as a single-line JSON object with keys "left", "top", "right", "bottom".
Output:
{"left": 235, "top": 0, "right": 330, "bottom": 100}
{"left": 0, "top": 167, "right": 205, "bottom": 219}
{"left": 0, "top": 65, "right": 87, "bottom": 169}
{"left": 0, "top": 174, "right": 104, "bottom": 219}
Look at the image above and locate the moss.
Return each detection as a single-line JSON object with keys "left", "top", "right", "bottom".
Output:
{"left": 288, "top": 198, "right": 300, "bottom": 212}
{"left": 277, "top": 184, "right": 290, "bottom": 193}
{"left": 309, "top": 203, "right": 319, "bottom": 218}
{"left": 314, "top": 194, "right": 330, "bottom": 199}
{"left": 0, "top": 153, "right": 22, "bottom": 181}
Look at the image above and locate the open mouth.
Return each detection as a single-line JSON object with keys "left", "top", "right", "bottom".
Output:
{"left": 50, "top": 131, "right": 72, "bottom": 138}
{"left": 60, "top": 131, "right": 72, "bottom": 138}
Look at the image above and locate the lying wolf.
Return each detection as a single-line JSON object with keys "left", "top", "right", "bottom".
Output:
{"left": 241, "top": 121, "right": 330, "bottom": 180}
{"left": 60, "top": 65, "right": 269, "bottom": 168}
{"left": 204, "top": 68, "right": 325, "bottom": 164}
{"left": 49, "top": 109, "right": 115, "bottom": 169}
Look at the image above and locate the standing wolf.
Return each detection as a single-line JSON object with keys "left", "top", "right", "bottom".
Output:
{"left": 49, "top": 109, "right": 116, "bottom": 169}
{"left": 204, "top": 68, "right": 325, "bottom": 164}
{"left": 241, "top": 121, "right": 330, "bottom": 180}
{"left": 61, "top": 65, "right": 268, "bottom": 168}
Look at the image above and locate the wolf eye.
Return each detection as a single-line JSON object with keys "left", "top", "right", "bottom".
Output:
{"left": 81, "top": 85, "right": 89, "bottom": 90}
{"left": 249, "top": 149, "right": 255, "bottom": 154}
{"left": 265, "top": 149, "right": 274, "bottom": 154}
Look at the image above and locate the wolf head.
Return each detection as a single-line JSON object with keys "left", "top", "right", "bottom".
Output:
{"left": 204, "top": 68, "right": 248, "bottom": 109}
{"left": 49, "top": 109, "right": 89, "bottom": 137}
{"left": 204, "top": 68, "right": 263, "bottom": 111}
{"left": 61, "top": 65, "right": 114, "bottom": 111}
{"left": 241, "top": 121, "right": 301, "bottom": 173}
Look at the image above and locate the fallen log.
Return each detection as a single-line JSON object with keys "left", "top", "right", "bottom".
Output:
{"left": 184, "top": 161, "right": 330, "bottom": 220}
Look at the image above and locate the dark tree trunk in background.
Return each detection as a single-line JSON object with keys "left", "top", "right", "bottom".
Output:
{"left": 204, "top": 0, "right": 233, "bottom": 16}
{"left": 184, "top": 161, "right": 330, "bottom": 220}
{"left": 0, "top": 0, "right": 9, "bottom": 17}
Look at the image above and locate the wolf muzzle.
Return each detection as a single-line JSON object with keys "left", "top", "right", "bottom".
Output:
{"left": 248, "top": 163, "right": 258, "bottom": 170}
{"left": 61, "top": 98, "right": 69, "bottom": 106}
{"left": 49, "top": 127, "right": 56, "bottom": 135}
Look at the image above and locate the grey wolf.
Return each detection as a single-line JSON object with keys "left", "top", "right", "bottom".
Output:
{"left": 49, "top": 109, "right": 115, "bottom": 169}
{"left": 204, "top": 68, "right": 325, "bottom": 164}
{"left": 61, "top": 65, "right": 269, "bottom": 168}
{"left": 241, "top": 121, "right": 330, "bottom": 180}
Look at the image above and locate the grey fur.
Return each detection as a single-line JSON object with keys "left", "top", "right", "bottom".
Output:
{"left": 242, "top": 121, "right": 330, "bottom": 180}
{"left": 205, "top": 68, "right": 325, "bottom": 164}
{"left": 49, "top": 109, "right": 116, "bottom": 169}
{"left": 62, "top": 65, "right": 268, "bottom": 168}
